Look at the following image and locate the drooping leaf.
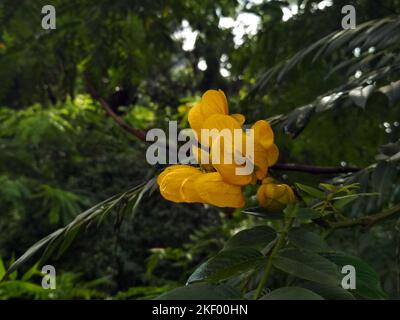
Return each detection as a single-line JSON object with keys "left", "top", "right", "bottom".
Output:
{"left": 371, "top": 161, "right": 397, "bottom": 208}
{"left": 5, "top": 182, "right": 147, "bottom": 277}
{"left": 323, "top": 253, "right": 387, "bottom": 299}
{"left": 187, "top": 248, "right": 265, "bottom": 284}
{"left": 242, "top": 207, "right": 284, "bottom": 220}
{"left": 156, "top": 283, "right": 241, "bottom": 300}
{"left": 4, "top": 228, "right": 64, "bottom": 279}
{"left": 224, "top": 225, "right": 277, "bottom": 251}
{"left": 281, "top": 104, "right": 315, "bottom": 137}
{"left": 289, "top": 229, "right": 331, "bottom": 253}
{"left": 295, "top": 183, "right": 325, "bottom": 199}
{"left": 299, "top": 281, "right": 355, "bottom": 300}
{"left": 261, "top": 287, "right": 324, "bottom": 300}
{"left": 273, "top": 249, "right": 341, "bottom": 286}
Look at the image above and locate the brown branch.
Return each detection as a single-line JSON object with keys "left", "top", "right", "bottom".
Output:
{"left": 84, "top": 76, "right": 147, "bottom": 142}
{"left": 271, "top": 163, "right": 361, "bottom": 174}
{"left": 330, "top": 203, "right": 400, "bottom": 231}
{"left": 84, "top": 79, "right": 362, "bottom": 175}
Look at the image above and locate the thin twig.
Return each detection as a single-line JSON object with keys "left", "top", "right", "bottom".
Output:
{"left": 253, "top": 209, "right": 296, "bottom": 300}
{"left": 330, "top": 203, "right": 400, "bottom": 231}
{"left": 84, "top": 76, "right": 147, "bottom": 142}
{"left": 272, "top": 163, "right": 361, "bottom": 174}
{"left": 84, "top": 79, "right": 362, "bottom": 175}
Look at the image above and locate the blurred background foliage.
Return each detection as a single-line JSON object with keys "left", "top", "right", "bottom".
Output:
{"left": 0, "top": 0, "right": 399, "bottom": 299}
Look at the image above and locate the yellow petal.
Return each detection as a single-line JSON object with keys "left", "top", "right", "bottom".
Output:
{"left": 253, "top": 143, "right": 269, "bottom": 180}
{"left": 201, "top": 114, "right": 242, "bottom": 147}
{"left": 257, "top": 181, "right": 296, "bottom": 212}
{"left": 200, "top": 90, "right": 228, "bottom": 117}
{"left": 257, "top": 184, "right": 283, "bottom": 212}
{"left": 265, "top": 144, "right": 279, "bottom": 166}
{"left": 188, "top": 103, "right": 206, "bottom": 139}
{"left": 261, "top": 177, "right": 275, "bottom": 185}
{"left": 157, "top": 165, "right": 193, "bottom": 185}
{"left": 252, "top": 120, "right": 274, "bottom": 150}
{"left": 202, "top": 115, "right": 252, "bottom": 185}
{"left": 191, "top": 145, "right": 215, "bottom": 172}
{"left": 202, "top": 114, "right": 241, "bottom": 133}
{"left": 194, "top": 172, "right": 245, "bottom": 208}
{"left": 256, "top": 184, "right": 268, "bottom": 207}
{"left": 157, "top": 165, "right": 202, "bottom": 203}
{"left": 231, "top": 113, "right": 246, "bottom": 126}
{"left": 180, "top": 174, "right": 204, "bottom": 203}
{"left": 212, "top": 162, "right": 253, "bottom": 186}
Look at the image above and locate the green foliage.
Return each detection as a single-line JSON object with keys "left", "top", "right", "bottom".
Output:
{"left": 156, "top": 189, "right": 391, "bottom": 300}
{"left": 0, "top": 256, "right": 107, "bottom": 299}
{"left": 1, "top": 0, "right": 400, "bottom": 300}
{"left": 261, "top": 287, "right": 324, "bottom": 300}
{"left": 323, "top": 253, "right": 387, "bottom": 299}
{"left": 156, "top": 283, "right": 241, "bottom": 300}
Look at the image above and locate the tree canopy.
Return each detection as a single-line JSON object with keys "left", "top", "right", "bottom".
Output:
{"left": 0, "top": 0, "right": 400, "bottom": 300}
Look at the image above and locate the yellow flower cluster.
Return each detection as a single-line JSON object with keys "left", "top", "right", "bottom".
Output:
{"left": 157, "top": 89, "right": 295, "bottom": 209}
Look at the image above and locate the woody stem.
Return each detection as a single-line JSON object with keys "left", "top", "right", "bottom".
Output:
{"left": 253, "top": 214, "right": 295, "bottom": 300}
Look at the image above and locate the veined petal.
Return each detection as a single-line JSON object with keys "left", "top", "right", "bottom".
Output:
{"left": 200, "top": 89, "right": 228, "bottom": 117}
{"left": 201, "top": 114, "right": 242, "bottom": 147}
{"left": 212, "top": 162, "right": 253, "bottom": 186}
{"left": 191, "top": 145, "right": 214, "bottom": 171}
{"left": 157, "top": 165, "right": 194, "bottom": 184}
{"left": 157, "top": 165, "right": 202, "bottom": 203}
{"left": 231, "top": 113, "right": 246, "bottom": 126}
{"left": 202, "top": 116, "right": 252, "bottom": 185}
{"left": 180, "top": 174, "right": 204, "bottom": 203}
{"left": 253, "top": 142, "right": 269, "bottom": 180}
{"left": 188, "top": 103, "right": 206, "bottom": 139}
{"left": 194, "top": 172, "right": 245, "bottom": 208}
{"left": 202, "top": 114, "right": 241, "bottom": 132}
{"left": 266, "top": 144, "right": 279, "bottom": 166}
{"left": 252, "top": 120, "right": 274, "bottom": 150}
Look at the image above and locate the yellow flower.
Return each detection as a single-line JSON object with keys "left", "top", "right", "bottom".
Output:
{"left": 188, "top": 89, "right": 245, "bottom": 142}
{"left": 157, "top": 89, "right": 280, "bottom": 209}
{"left": 257, "top": 177, "right": 296, "bottom": 212}
{"left": 201, "top": 113, "right": 253, "bottom": 185}
{"left": 250, "top": 120, "right": 279, "bottom": 180}
{"left": 157, "top": 165, "right": 245, "bottom": 208}
{"left": 188, "top": 90, "right": 278, "bottom": 183}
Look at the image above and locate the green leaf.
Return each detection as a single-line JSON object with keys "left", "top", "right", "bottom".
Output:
{"left": 224, "top": 225, "right": 276, "bottom": 251}
{"left": 323, "top": 253, "right": 387, "bottom": 299}
{"left": 319, "top": 183, "right": 337, "bottom": 192}
{"left": 281, "top": 104, "right": 315, "bottom": 137}
{"left": 187, "top": 248, "right": 265, "bottom": 284}
{"left": 295, "top": 183, "right": 325, "bottom": 199}
{"left": 56, "top": 226, "right": 80, "bottom": 259}
{"left": 0, "top": 257, "right": 5, "bottom": 281}
{"left": 6, "top": 182, "right": 146, "bottom": 276}
{"left": 371, "top": 161, "right": 397, "bottom": 207}
{"left": 333, "top": 193, "right": 379, "bottom": 209}
{"left": 299, "top": 281, "right": 355, "bottom": 300}
{"left": 21, "top": 263, "right": 40, "bottom": 282}
{"left": 242, "top": 207, "right": 283, "bottom": 220}
{"left": 4, "top": 228, "right": 64, "bottom": 279}
{"left": 289, "top": 229, "right": 331, "bottom": 253}
{"left": 156, "top": 283, "right": 241, "bottom": 300}
{"left": 261, "top": 287, "right": 324, "bottom": 300}
{"left": 295, "top": 208, "right": 322, "bottom": 220}
{"left": 273, "top": 249, "right": 341, "bottom": 286}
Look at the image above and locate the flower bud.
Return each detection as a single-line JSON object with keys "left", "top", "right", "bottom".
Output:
{"left": 257, "top": 178, "right": 296, "bottom": 212}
